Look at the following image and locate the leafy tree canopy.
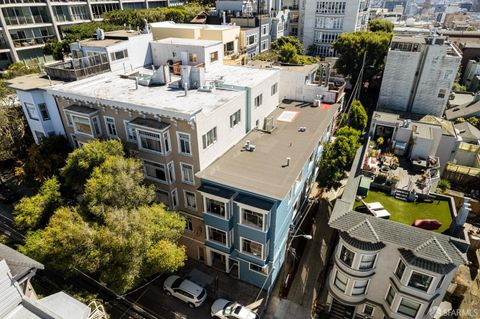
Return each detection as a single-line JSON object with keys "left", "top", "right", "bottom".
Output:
{"left": 333, "top": 31, "right": 392, "bottom": 84}
{"left": 368, "top": 19, "right": 394, "bottom": 33}
{"left": 0, "top": 98, "right": 33, "bottom": 162}
{"left": 14, "top": 176, "right": 61, "bottom": 232}
{"left": 256, "top": 36, "right": 317, "bottom": 65}
{"left": 60, "top": 139, "right": 124, "bottom": 192}
{"left": 348, "top": 99, "right": 368, "bottom": 131}
{"left": 271, "top": 36, "right": 304, "bottom": 54}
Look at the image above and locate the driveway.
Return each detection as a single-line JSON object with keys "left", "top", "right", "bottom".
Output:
{"left": 124, "top": 260, "right": 266, "bottom": 319}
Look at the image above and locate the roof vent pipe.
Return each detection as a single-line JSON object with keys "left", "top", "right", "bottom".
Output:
{"left": 286, "top": 157, "right": 291, "bottom": 166}
{"left": 135, "top": 77, "right": 139, "bottom": 90}
{"left": 184, "top": 82, "right": 188, "bottom": 96}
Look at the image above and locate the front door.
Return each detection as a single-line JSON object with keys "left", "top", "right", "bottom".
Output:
{"left": 228, "top": 259, "right": 239, "bottom": 278}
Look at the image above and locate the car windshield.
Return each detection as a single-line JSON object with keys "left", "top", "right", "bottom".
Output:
{"left": 224, "top": 302, "right": 236, "bottom": 315}
{"left": 171, "top": 278, "right": 183, "bottom": 289}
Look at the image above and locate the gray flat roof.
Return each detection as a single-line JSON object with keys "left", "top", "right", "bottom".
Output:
{"left": 7, "top": 74, "right": 64, "bottom": 91}
{"left": 49, "top": 64, "right": 277, "bottom": 120}
{"left": 197, "top": 101, "right": 340, "bottom": 200}
{"left": 445, "top": 99, "right": 480, "bottom": 120}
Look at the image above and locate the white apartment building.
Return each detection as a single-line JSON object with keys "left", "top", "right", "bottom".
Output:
{"left": 0, "top": 0, "right": 181, "bottom": 68}
{"left": 299, "top": 0, "right": 370, "bottom": 57}
{"left": 377, "top": 34, "right": 462, "bottom": 117}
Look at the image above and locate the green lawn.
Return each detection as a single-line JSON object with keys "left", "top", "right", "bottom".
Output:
{"left": 353, "top": 190, "right": 453, "bottom": 233}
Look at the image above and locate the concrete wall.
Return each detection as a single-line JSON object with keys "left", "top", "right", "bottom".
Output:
{"left": 200, "top": 27, "right": 240, "bottom": 54}
{"left": 152, "top": 26, "right": 201, "bottom": 41}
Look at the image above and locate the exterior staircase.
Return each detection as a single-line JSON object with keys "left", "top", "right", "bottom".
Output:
{"left": 329, "top": 298, "right": 355, "bottom": 319}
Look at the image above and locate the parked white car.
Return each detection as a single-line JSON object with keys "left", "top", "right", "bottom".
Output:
{"left": 211, "top": 299, "right": 259, "bottom": 319}
{"left": 163, "top": 275, "right": 207, "bottom": 308}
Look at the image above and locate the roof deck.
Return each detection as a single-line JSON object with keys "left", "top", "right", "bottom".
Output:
{"left": 197, "top": 100, "right": 340, "bottom": 200}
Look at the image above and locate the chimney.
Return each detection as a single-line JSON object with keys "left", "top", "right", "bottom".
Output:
{"left": 451, "top": 197, "right": 471, "bottom": 236}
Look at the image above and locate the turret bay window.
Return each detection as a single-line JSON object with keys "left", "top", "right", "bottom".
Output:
{"left": 386, "top": 286, "right": 396, "bottom": 306}
{"left": 334, "top": 270, "right": 348, "bottom": 293}
{"left": 138, "top": 130, "right": 162, "bottom": 153}
{"left": 397, "top": 298, "right": 421, "bottom": 318}
{"left": 241, "top": 208, "right": 265, "bottom": 231}
{"left": 359, "top": 254, "right": 377, "bottom": 270}
{"left": 339, "top": 245, "right": 355, "bottom": 267}
{"left": 395, "top": 259, "right": 406, "bottom": 280}
{"left": 241, "top": 238, "right": 264, "bottom": 259}
{"left": 205, "top": 197, "right": 227, "bottom": 218}
{"left": 408, "top": 271, "right": 433, "bottom": 292}
{"left": 352, "top": 279, "right": 369, "bottom": 295}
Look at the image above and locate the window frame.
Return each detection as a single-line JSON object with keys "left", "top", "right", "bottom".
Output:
{"left": 397, "top": 297, "right": 421, "bottom": 319}
{"left": 333, "top": 269, "right": 348, "bottom": 293}
{"left": 24, "top": 102, "right": 39, "bottom": 121}
{"left": 184, "top": 190, "right": 197, "bottom": 210}
{"left": 204, "top": 196, "right": 228, "bottom": 219}
{"left": 110, "top": 48, "right": 128, "bottom": 62}
{"left": 202, "top": 127, "right": 217, "bottom": 149}
{"left": 180, "top": 162, "right": 195, "bottom": 185}
{"left": 352, "top": 279, "right": 369, "bottom": 296}
{"left": 206, "top": 225, "right": 229, "bottom": 247}
{"left": 38, "top": 103, "right": 49, "bottom": 121}
{"left": 185, "top": 216, "right": 193, "bottom": 232}
{"left": 271, "top": 83, "right": 278, "bottom": 96}
{"left": 167, "top": 161, "right": 176, "bottom": 184}
{"left": 240, "top": 237, "right": 264, "bottom": 260}
{"left": 359, "top": 254, "right": 377, "bottom": 270}
{"left": 339, "top": 245, "right": 355, "bottom": 267}
{"left": 240, "top": 207, "right": 267, "bottom": 231}
{"left": 254, "top": 94, "right": 263, "bottom": 108}
{"left": 395, "top": 259, "right": 406, "bottom": 281}
{"left": 176, "top": 131, "right": 192, "bottom": 156}
{"left": 104, "top": 116, "right": 118, "bottom": 137}
{"left": 364, "top": 304, "right": 374, "bottom": 316}
{"left": 249, "top": 263, "right": 268, "bottom": 276}
{"left": 385, "top": 285, "right": 396, "bottom": 306}
{"left": 136, "top": 128, "right": 169, "bottom": 155}
{"left": 124, "top": 120, "right": 137, "bottom": 142}
{"left": 171, "top": 188, "right": 179, "bottom": 209}
{"left": 70, "top": 114, "right": 94, "bottom": 137}
{"left": 143, "top": 159, "right": 168, "bottom": 184}
{"left": 407, "top": 270, "right": 434, "bottom": 293}
{"left": 230, "top": 109, "right": 241, "bottom": 128}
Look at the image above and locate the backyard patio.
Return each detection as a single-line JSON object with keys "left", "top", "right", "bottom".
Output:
{"left": 354, "top": 190, "right": 453, "bottom": 234}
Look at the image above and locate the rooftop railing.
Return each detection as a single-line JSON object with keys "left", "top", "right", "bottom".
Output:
{"left": 44, "top": 53, "right": 111, "bottom": 81}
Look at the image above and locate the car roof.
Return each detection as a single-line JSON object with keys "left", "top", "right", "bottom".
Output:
{"left": 179, "top": 279, "right": 203, "bottom": 296}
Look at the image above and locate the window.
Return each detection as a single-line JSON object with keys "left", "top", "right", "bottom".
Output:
{"left": 124, "top": 121, "right": 137, "bottom": 142}
{"left": 247, "top": 34, "right": 256, "bottom": 46}
{"left": 92, "top": 116, "right": 101, "bottom": 136}
{"left": 71, "top": 115, "right": 93, "bottom": 136}
{"left": 167, "top": 161, "right": 175, "bottom": 183}
{"left": 171, "top": 189, "right": 178, "bottom": 209}
{"left": 386, "top": 286, "right": 396, "bottom": 306}
{"left": 25, "top": 103, "right": 38, "bottom": 120}
{"left": 64, "top": 110, "right": 73, "bottom": 127}
{"left": 110, "top": 49, "right": 128, "bottom": 61}
{"left": 352, "top": 279, "right": 369, "bottom": 295}
{"left": 249, "top": 263, "right": 268, "bottom": 275}
{"left": 359, "top": 254, "right": 376, "bottom": 270}
{"left": 71, "top": 134, "right": 79, "bottom": 149}
{"left": 210, "top": 51, "right": 218, "bottom": 62}
{"left": 185, "top": 217, "right": 193, "bottom": 231}
{"left": 38, "top": 103, "right": 49, "bottom": 120}
{"left": 334, "top": 270, "right": 348, "bottom": 293}
{"left": 184, "top": 191, "right": 197, "bottom": 210}
{"left": 364, "top": 305, "right": 374, "bottom": 316}
{"left": 144, "top": 160, "right": 167, "bottom": 183}
{"left": 104, "top": 116, "right": 117, "bottom": 137}
{"left": 395, "top": 260, "right": 406, "bottom": 280}
{"left": 163, "top": 131, "right": 170, "bottom": 153}
{"left": 177, "top": 132, "right": 191, "bottom": 155}
{"left": 438, "top": 89, "right": 446, "bottom": 99}
{"left": 408, "top": 271, "right": 433, "bottom": 292}
{"left": 315, "top": 16, "right": 344, "bottom": 29}
{"left": 224, "top": 41, "right": 234, "bottom": 53}
{"left": 202, "top": 127, "right": 217, "bottom": 149}
{"left": 138, "top": 129, "right": 162, "bottom": 153}
{"left": 436, "top": 275, "right": 445, "bottom": 289}
{"left": 35, "top": 131, "right": 45, "bottom": 141}
{"left": 271, "top": 83, "right": 278, "bottom": 96}
{"left": 189, "top": 53, "right": 197, "bottom": 63}
{"left": 180, "top": 163, "right": 194, "bottom": 185}
{"left": 205, "top": 197, "right": 226, "bottom": 218}
{"left": 155, "top": 190, "right": 170, "bottom": 205}
{"left": 316, "top": 1, "right": 346, "bottom": 14}
{"left": 230, "top": 110, "right": 241, "bottom": 128}
{"left": 254, "top": 94, "right": 263, "bottom": 108}
{"left": 207, "top": 226, "right": 227, "bottom": 245}
{"left": 339, "top": 245, "right": 355, "bottom": 267}
{"left": 241, "top": 238, "right": 264, "bottom": 259}
{"left": 242, "top": 209, "right": 265, "bottom": 230}
{"left": 261, "top": 40, "right": 269, "bottom": 52}
{"left": 397, "top": 298, "right": 421, "bottom": 318}
{"left": 261, "top": 24, "right": 269, "bottom": 35}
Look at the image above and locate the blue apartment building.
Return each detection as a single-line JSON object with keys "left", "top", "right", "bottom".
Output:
{"left": 197, "top": 100, "right": 340, "bottom": 290}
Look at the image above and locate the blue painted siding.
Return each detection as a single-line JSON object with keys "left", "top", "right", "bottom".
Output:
{"left": 205, "top": 239, "right": 234, "bottom": 254}
{"left": 203, "top": 213, "right": 233, "bottom": 231}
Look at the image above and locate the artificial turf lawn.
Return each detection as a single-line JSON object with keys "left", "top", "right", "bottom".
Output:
{"left": 353, "top": 190, "right": 453, "bottom": 233}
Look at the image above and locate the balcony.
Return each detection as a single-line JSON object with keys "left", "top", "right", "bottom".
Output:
{"left": 44, "top": 54, "right": 111, "bottom": 81}
{"left": 12, "top": 35, "right": 55, "bottom": 48}
{"left": 4, "top": 15, "right": 50, "bottom": 26}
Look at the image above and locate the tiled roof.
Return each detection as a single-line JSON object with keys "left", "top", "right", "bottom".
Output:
{"left": 340, "top": 232, "right": 386, "bottom": 251}
{"left": 399, "top": 249, "right": 457, "bottom": 274}
{"left": 330, "top": 211, "right": 467, "bottom": 266}
{"left": 0, "top": 244, "right": 44, "bottom": 280}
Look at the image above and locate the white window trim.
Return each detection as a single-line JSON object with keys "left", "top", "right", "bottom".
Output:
{"left": 396, "top": 296, "right": 422, "bottom": 319}
{"left": 176, "top": 131, "right": 192, "bottom": 156}
{"left": 167, "top": 161, "right": 176, "bottom": 184}
{"left": 249, "top": 262, "right": 269, "bottom": 276}
{"left": 406, "top": 268, "right": 435, "bottom": 294}
{"left": 124, "top": 120, "right": 137, "bottom": 142}
{"left": 202, "top": 127, "right": 217, "bottom": 149}
{"left": 25, "top": 103, "right": 39, "bottom": 121}
{"left": 203, "top": 194, "right": 230, "bottom": 220}
{"left": 136, "top": 127, "right": 165, "bottom": 155}
{"left": 71, "top": 114, "right": 94, "bottom": 138}
{"left": 70, "top": 133, "right": 79, "bottom": 149}
{"left": 230, "top": 109, "right": 241, "bottom": 128}
{"left": 91, "top": 115, "right": 102, "bottom": 136}
{"left": 206, "top": 225, "right": 229, "bottom": 247}
{"left": 237, "top": 202, "right": 269, "bottom": 232}
{"left": 359, "top": 253, "right": 378, "bottom": 270}
{"left": 261, "top": 39, "right": 269, "bottom": 52}
{"left": 240, "top": 236, "right": 265, "bottom": 260}
{"left": 395, "top": 258, "right": 407, "bottom": 282}
{"left": 171, "top": 188, "right": 178, "bottom": 210}
{"left": 104, "top": 116, "right": 118, "bottom": 137}
{"left": 385, "top": 285, "right": 397, "bottom": 308}
{"left": 183, "top": 190, "right": 197, "bottom": 211}
{"left": 143, "top": 159, "right": 168, "bottom": 184}
{"left": 180, "top": 162, "right": 195, "bottom": 185}
{"left": 64, "top": 110, "right": 73, "bottom": 127}
{"left": 351, "top": 279, "right": 370, "bottom": 296}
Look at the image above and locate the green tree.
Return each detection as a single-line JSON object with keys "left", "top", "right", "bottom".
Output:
{"left": 452, "top": 82, "right": 467, "bottom": 92}
{"left": 0, "top": 100, "right": 33, "bottom": 163}
{"left": 368, "top": 19, "right": 394, "bottom": 33}
{"left": 60, "top": 139, "right": 124, "bottom": 192}
{"left": 348, "top": 100, "right": 368, "bottom": 131}
{"left": 2, "top": 62, "right": 39, "bottom": 80}
{"left": 16, "top": 135, "right": 71, "bottom": 183}
{"left": 467, "top": 116, "right": 479, "bottom": 127}
{"left": 271, "top": 36, "right": 304, "bottom": 54}
{"left": 455, "top": 117, "right": 465, "bottom": 124}
{"left": 43, "top": 40, "right": 71, "bottom": 60}
{"left": 333, "top": 31, "right": 392, "bottom": 84}
{"left": 62, "top": 22, "right": 124, "bottom": 44}
{"left": 84, "top": 156, "right": 155, "bottom": 216}
{"left": 14, "top": 177, "right": 61, "bottom": 231}
{"left": 278, "top": 42, "right": 300, "bottom": 64}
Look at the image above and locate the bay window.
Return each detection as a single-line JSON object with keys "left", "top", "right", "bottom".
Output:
{"left": 352, "top": 279, "right": 369, "bottom": 295}
{"left": 408, "top": 271, "right": 433, "bottom": 292}
{"left": 184, "top": 191, "right": 197, "bottom": 210}
{"left": 359, "top": 254, "right": 377, "bottom": 270}
{"left": 242, "top": 209, "right": 265, "bottom": 230}
{"left": 334, "top": 270, "right": 348, "bottom": 293}
{"left": 205, "top": 197, "right": 226, "bottom": 218}
{"left": 138, "top": 129, "right": 162, "bottom": 153}
{"left": 71, "top": 115, "right": 93, "bottom": 136}
{"left": 397, "top": 298, "right": 421, "bottom": 318}
{"left": 339, "top": 245, "right": 355, "bottom": 267}
{"left": 181, "top": 163, "right": 194, "bottom": 185}
{"left": 207, "top": 226, "right": 227, "bottom": 246}
{"left": 177, "top": 132, "right": 191, "bottom": 155}
{"left": 241, "top": 238, "right": 264, "bottom": 259}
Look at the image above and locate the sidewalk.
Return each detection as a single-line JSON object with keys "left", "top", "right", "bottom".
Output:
{"left": 264, "top": 199, "right": 336, "bottom": 319}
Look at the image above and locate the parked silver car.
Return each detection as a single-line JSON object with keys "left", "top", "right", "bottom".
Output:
{"left": 211, "top": 299, "right": 259, "bottom": 319}
{"left": 163, "top": 275, "right": 207, "bottom": 308}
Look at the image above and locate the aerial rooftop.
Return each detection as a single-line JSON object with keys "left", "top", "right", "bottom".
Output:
{"left": 7, "top": 73, "right": 63, "bottom": 91}
{"left": 197, "top": 100, "right": 340, "bottom": 200}
{"left": 49, "top": 64, "right": 277, "bottom": 120}
{"left": 153, "top": 37, "right": 223, "bottom": 47}
{"left": 151, "top": 21, "right": 239, "bottom": 30}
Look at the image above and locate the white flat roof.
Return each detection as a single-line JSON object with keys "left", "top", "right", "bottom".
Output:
{"left": 48, "top": 64, "right": 277, "bottom": 120}
{"left": 153, "top": 37, "right": 223, "bottom": 47}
